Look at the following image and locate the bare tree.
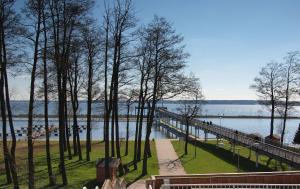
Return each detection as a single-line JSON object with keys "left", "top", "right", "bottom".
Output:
{"left": 251, "top": 62, "right": 284, "bottom": 139}
{"left": 41, "top": 1, "right": 54, "bottom": 185}
{"left": 177, "top": 76, "right": 204, "bottom": 155}
{"left": 0, "top": 0, "right": 21, "bottom": 186}
{"left": 81, "top": 24, "right": 101, "bottom": 161}
{"left": 102, "top": 0, "right": 136, "bottom": 176}
{"left": 139, "top": 16, "right": 189, "bottom": 175}
{"left": 25, "top": 0, "right": 43, "bottom": 187}
{"left": 120, "top": 89, "right": 138, "bottom": 156}
{"left": 279, "top": 51, "right": 300, "bottom": 144}
{"left": 67, "top": 43, "right": 83, "bottom": 161}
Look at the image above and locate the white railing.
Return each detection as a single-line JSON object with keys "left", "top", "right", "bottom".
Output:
{"left": 160, "top": 184, "right": 300, "bottom": 189}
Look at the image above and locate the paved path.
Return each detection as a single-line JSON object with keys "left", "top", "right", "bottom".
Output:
{"left": 127, "top": 179, "right": 145, "bottom": 189}
{"left": 128, "top": 139, "right": 185, "bottom": 189}
{"left": 155, "top": 139, "right": 186, "bottom": 175}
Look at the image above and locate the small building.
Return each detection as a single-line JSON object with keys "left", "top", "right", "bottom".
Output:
{"left": 96, "top": 158, "right": 120, "bottom": 184}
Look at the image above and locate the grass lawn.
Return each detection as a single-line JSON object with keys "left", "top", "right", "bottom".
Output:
{"left": 0, "top": 140, "right": 158, "bottom": 189}
{"left": 172, "top": 140, "right": 289, "bottom": 174}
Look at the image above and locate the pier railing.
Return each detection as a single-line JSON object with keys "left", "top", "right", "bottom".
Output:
{"left": 160, "top": 183, "right": 300, "bottom": 189}
{"left": 156, "top": 108, "right": 300, "bottom": 167}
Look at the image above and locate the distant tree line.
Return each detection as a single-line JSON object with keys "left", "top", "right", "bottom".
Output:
{"left": 0, "top": 0, "right": 202, "bottom": 188}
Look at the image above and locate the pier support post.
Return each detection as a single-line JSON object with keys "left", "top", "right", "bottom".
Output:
{"left": 204, "top": 130, "right": 208, "bottom": 142}
{"left": 233, "top": 143, "right": 236, "bottom": 156}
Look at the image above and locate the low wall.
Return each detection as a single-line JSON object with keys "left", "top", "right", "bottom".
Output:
{"left": 146, "top": 171, "right": 300, "bottom": 189}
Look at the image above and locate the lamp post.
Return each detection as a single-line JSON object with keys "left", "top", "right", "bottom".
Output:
{"left": 236, "top": 148, "right": 241, "bottom": 172}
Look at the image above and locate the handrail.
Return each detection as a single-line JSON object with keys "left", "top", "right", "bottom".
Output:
{"left": 156, "top": 108, "right": 300, "bottom": 166}
{"left": 160, "top": 183, "right": 300, "bottom": 189}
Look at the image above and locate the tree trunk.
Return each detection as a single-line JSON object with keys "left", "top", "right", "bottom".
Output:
{"left": 125, "top": 103, "right": 130, "bottom": 156}
{"left": 270, "top": 98, "right": 275, "bottom": 138}
{"left": 50, "top": 0, "right": 67, "bottom": 184}
{"left": 0, "top": 6, "right": 17, "bottom": 185}
{"left": 103, "top": 15, "right": 110, "bottom": 179}
{"left": 111, "top": 104, "right": 115, "bottom": 157}
{"left": 0, "top": 60, "right": 12, "bottom": 184}
{"left": 86, "top": 57, "right": 93, "bottom": 161}
{"left": 133, "top": 91, "right": 141, "bottom": 168}
{"left": 65, "top": 101, "right": 72, "bottom": 160}
{"left": 185, "top": 120, "right": 189, "bottom": 155}
{"left": 42, "top": 9, "right": 54, "bottom": 185}
{"left": 281, "top": 70, "right": 290, "bottom": 145}
{"left": 27, "top": 1, "right": 42, "bottom": 187}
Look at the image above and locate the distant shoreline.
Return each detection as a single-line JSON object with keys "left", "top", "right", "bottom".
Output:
{"left": 3, "top": 115, "right": 300, "bottom": 120}
{"left": 8, "top": 99, "right": 300, "bottom": 106}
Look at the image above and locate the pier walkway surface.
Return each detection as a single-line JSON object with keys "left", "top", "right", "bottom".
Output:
{"left": 128, "top": 139, "right": 185, "bottom": 189}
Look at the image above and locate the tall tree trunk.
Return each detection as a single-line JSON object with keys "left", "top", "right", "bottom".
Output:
{"left": 86, "top": 57, "right": 93, "bottom": 161}
{"left": 125, "top": 103, "right": 130, "bottom": 156}
{"left": 137, "top": 76, "right": 150, "bottom": 160}
{"left": 281, "top": 67, "right": 291, "bottom": 145}
{"left": 65, "top": 101, "right": 72, "bottom": 159}
{"left": 185, "top": 119, "right": 189, "bottom": 155}
{"left": 142, "top": 100, "right": 156, "bottom": 176}
{"left": 114, "top": 35, "right": 123, "bottom": 175}
{"left": 3, "top": 72, "right": 18, "bottom": 188}
{"left": 42, "top": 9, "right": 54, "bottom": 185}
{"left": 111, "top": 104, "right": 115, "bottom": 157}
{"left": 133, "top": 92, "right": 141, "bottom": 167}
{"left": 50, "top": 0, "right": 67, "bottom": 184}
{"left": 73, "top": 118, "right": 78, "bottom": 155}
{"left": 27, "top": 1, "right": 42, "bottom": 187}
{"left": 0, "top": 6, "right": 17, "bottom": 186}
{"left": 134, "top": 71, "right": 144, "bottom": 166}
{"left": 0, "top": 54, "right": 12, "bottom": 184}
{"left": 103, "top": 15, "right": 110, "bottom": 178}
{"left": 270, "top": 98, "right": 275, "bottom": 138}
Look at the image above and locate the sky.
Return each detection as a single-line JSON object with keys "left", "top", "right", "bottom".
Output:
{"left": 9, "top": 0, "right": 300, "bottom": 100}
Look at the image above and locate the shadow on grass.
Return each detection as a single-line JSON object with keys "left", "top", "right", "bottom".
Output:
{"left": 180, "top": 141, "right": 273, "bottom": 172}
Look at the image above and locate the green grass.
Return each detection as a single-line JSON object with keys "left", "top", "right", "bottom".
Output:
{"left": 0, "top": 140, "right": 158, "bottom": 189}
{"left": 172, "top": 140, "right": 289, "bottom": 174}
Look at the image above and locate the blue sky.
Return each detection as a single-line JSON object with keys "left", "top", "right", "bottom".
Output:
{"left": 10, "top": 0, "right": 300, "bottom": 100}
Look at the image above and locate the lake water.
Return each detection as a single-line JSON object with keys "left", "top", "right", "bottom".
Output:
{"left": 1, "top": 101, "right": 300, "bottom": 144}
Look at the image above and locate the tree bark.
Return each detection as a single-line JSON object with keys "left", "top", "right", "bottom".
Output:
{"left": 0, "top": 48, "right": 12, "bottom": 184}
{"left": 27, "top": 1, "right": 42, "bottom": 187}
{"left": 86, "top": 54, "right": 93, "bottom": 160}
{"left": 125, "top": 103, "right": 130, "bottom": 156}
{"left": 42, "top": 8, "right": 54, "bottom": 185}
{"left": 185, "top": 119, "right": 189, "bottom": 155}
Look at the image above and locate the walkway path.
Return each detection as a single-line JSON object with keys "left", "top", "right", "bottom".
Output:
{"left": 155, "top": 139, "right": 186, "bottom": 175}
{"left": 128, "top": 139, "right": 185, "bottom": 189}
{"left": 127, "top": 179, "right": 146, "bottom": 189}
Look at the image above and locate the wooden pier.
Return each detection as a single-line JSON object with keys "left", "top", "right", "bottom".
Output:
{"left": 155, "top": 108, "right": 300, "bottom": 168}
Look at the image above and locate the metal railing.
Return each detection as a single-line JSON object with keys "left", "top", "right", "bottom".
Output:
{"left": 156, "top": 109, "right": 300, "bottom": 166}
{"left": 160, "top": 184, "right": 300, "bottom": 189}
